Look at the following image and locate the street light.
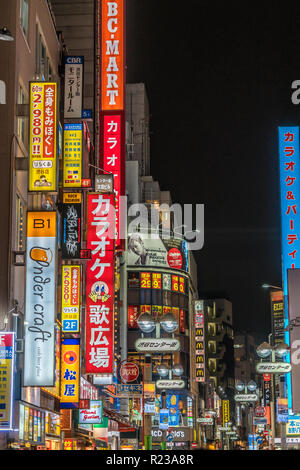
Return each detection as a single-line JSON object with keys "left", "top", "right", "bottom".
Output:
{"left": 157, "top": 364, "right": 170, "bottom": 378}
{"left": 262, "top": 284, "right": 282, "bottom": 290}
{"left": 172, "top": 363, "right": 184, "bottom": 377}
{"left": 137, "top": 313, "right": 156, "bottom": 334}
{"left": 159, "top": 314, "right": 178, "bottom": 333}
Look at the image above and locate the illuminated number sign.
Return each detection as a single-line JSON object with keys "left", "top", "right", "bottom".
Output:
{"left": 29, "top": 82, "right": 57, "bottom": 192}
{"left": 24, "top": 212, "right": 56, "bottom": 387}
{"left": 152, "top": 273, "right": 161, "bottom": 289}
{"left": 172, "top": 275, "right": 179, "bottom": 292}
{"left": 141, "top": 272, "right": 151, "bottom": 288}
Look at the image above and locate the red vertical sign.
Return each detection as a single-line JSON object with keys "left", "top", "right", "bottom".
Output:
{"left": 86, "top": 193, "right": 115, "bottom": 374}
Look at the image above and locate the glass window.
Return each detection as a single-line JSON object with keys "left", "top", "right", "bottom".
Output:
{"left": 128, "top": 272, "right": 140, "bottom": 288}
{"left": 208, "top": 341, "right": 217, "bottom": 354}
{"left": 17, "top": 84, "right": 27, "bottom": 149}
{"left": 15, "top": 194, "right": 25, "bottom": 251}
{"left": 207, "top": 322, "right": 216, "bottom": 336}
{"left": 20, "top": 0, "right": 29, "bottom": 39}
{"left": 36, "top": 24, "right": 51, "bottom": 80}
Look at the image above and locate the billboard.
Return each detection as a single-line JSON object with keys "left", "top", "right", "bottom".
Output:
{"left": 271, "top": 290, "right": 285, "bottom": 345}
{"left": 62, "top": 193, "right": 82, "bottom": 259}
{"left": 24, "top": 212, "right": 56, "bottom": 386}
{"left": 62, "top": 265, "right": 81, "bottom": 333}
{"left": 60, "top": 338, "right": 80, "bottom": 408}
{"left": 64, "top": 56, "right": 84, "bottom": 118}
{"left": 78, "top": 400, "right": 103, "bottom": 425}
{"left": 101, "top": 0, "right": 124, "bottom": 111}
{"left": 127, "top": 233, "right": 189, "bottom": 271}
{"left": 29, "top": 82, "right": 57, "bottom": 191}
{"left": 0, "top": 333, "right": 15, "bottom": 430}
{"left": 86, "top": 193, "right": 115, "bottom": 374}
{"left": 279, "top": 127, "right": 300, "bottom": 408}
{"left": 63, "top": 123, "right": 82, "bottom": 188}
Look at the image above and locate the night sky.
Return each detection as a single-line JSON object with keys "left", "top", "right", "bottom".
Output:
{"left": 126, "top": 1, "right": 300, "bottom": 343}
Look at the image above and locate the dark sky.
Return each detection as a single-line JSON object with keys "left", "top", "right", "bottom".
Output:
{"left": 126, "top": 1, "right": 300, "bottom": 343}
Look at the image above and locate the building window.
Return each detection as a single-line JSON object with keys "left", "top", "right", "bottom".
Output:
{"left": 16, "top": 195, "right": 25, "bottom": 251}
{"left": 36, "top": 24, "right": 52, "bottom": 80}
{"left": 20, "top": 0, "right": 29, "bottom": 39}
{"left": 208, "top": 358, "right": 217, "bottom": 374}
{"left": 207, "top": 322, "right": 216, "bottom": 336}
{"left": 208, "top": 341, "right": 217, "bottom": 354}
{"left": 17, "top": 84, "right": 27, "bottom": 150}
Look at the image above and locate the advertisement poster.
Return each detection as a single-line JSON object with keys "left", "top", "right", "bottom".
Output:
{"left": 63, "top": 123, "right": 82, "bottom": 187}
{"left": 128, "top": 232, "right": 189, "bottom": 271}
{"left": 78, "top": 400, "right": 103, "bottom": 425}
{"left": 166, "top": 394, "right": 180, "bottom": 427}
{"left": 0, "top": 333, "right": 15, "bottom": 430}
{"left": 24, "top": 212, "right": 56, "bottom": 387}
{"left": 159, "top": 409, "right": 169, "bottom": 430}
{"left": 29, "top": 82, "right": 57, "bottom": 192}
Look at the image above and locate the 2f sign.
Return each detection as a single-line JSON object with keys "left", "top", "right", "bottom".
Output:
{"left": 291, "top": 81, "right": 300, "bottom": 104}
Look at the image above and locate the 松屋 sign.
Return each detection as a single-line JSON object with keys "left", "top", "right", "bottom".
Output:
{"left": 64, "top": 56, "right": 84, "bottom": 118}
{"left": 0, "top": 333, "right": 15, "bottom": 430}
{"left": 101, "top": 0, "right": 124, "bottom": 110}
{"left": 24, "top": 212, "right": 56, "bottom": 386}
{"left": 29, "top": 82, "right": 57, "bottom": 191}
{"left": 60, "top": 338, "right": 80, "bottom": 408}
{"left": 86, "top": 193, "right": 115, "bottom": 374}
{"left": 61, "top": 265, "right": 80, "bottom": 333}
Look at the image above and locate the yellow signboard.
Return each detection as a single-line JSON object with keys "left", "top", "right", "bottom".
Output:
{"left": 29, "top": 82, "right": 57, "bottom": 191}
{"left": 222, "top": 400, "right": 230, "bottom": 426}
{"left": 60, "top": 339, "right": 80, "bottom": 406}
{"left": 63, "top": 193, "right": 82, "bottom": 204}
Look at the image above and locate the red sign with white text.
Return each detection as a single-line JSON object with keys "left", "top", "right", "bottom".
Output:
{"left": 86, "top": 193, "right": 115, "bottom": 374}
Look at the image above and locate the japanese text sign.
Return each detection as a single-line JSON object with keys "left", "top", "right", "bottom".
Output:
{"left": 101, "top": 0, "right": 124, "bottom": 110}
{"left": 62, "top": 265, "right": 80, "bottom": 333}
{"left": 85, "top": 193, "right": 115, "bottom": 373}
{"left": 64, "top": 56, "right": 84, "bottom": 118}
{"left": 63, "top": 123, "right": 82, "bottom": 188}
{"left": 60, "top": 338, "right": 80, "bottom": 408}
{"left": 29, "top": 82, "right": 57, "bottom": 191}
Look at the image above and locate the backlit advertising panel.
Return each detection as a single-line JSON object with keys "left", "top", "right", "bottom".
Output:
{"left": 62, "top": 193, "right": 81, "bottom": 259}
{"left": 0, "top": 332, "right": 15, "bottom": 430}
{"left": 103, "top": 114, "right": 122, "bottom": 247}
{"left": 86, "top": 193, "right": 115, "bottom": 374}
{"left": 101, "top": 0, "right": 124, "bottom": 111}
{"left": 78, "top": 400, "right": 103, "bottom": 424}
{"left": 127, "top": 233, "right": 189, "bottom": 271}
{"left": 64, "top": 56, "right": 84, "bottom": 118}
{"left": 194, "top": 300, "right": 205, "bottom": 383}
{"left": 24, "top": 212, "right": 56, "bottom": 387}
{"left": 271, "top": 290, "right": 285, "bottom": 345}
{"left": 279, "top": 127, "right": 300, "bottom": 408}
{"left": 62, "top": 265, "right": 80, "bottom": 333}
{"left": 63, "top": 123, "right": 82, "bottom": 188}
{"left": 60, "top": 338, "right": 80, "bottom": 408}
{"left": 29, "top": 82, "right": 57, "bottom": 191}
